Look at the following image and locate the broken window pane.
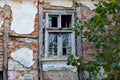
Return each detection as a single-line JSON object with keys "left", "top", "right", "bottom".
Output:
{"left": 49, "top": 33, "right": 57, "bottom": 56}
{"left": 62, "top": 33, "right": 72, "bottom": 55}
{"left": 61, "top": 15, "right": 72, "bottom": 28}
{"left": 49, "top": 15, "right": 58, "bottom": 27}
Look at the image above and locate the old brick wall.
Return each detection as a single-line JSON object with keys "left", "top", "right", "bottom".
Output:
{"left": 41, "top": 1, "right": 97, "bottom": 80}
{"left": 7, "top": 6, "right": 39, "bottom": 80}
{"left": 0, "top": 0, "right": 97, "bottom": 80}
{"left": 0, "top": 5, "right": 5, "bottom": 71}
{"left": 8, "top": 41, "right": 38, "bottom": 80}
{"left": 0, "top": 0, "right": 39, "bottom": 79}
{"left": 80, "top": 5, "right": 97, "bottom": 60}
{"left": 0, "top": 40, "right": 3, "bottom": 71}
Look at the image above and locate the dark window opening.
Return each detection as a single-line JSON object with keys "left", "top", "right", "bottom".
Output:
{"left": 49, "top": 15, "right": 58, "bottom": 27}
{"left": 61, "top": 15, "right": 72, "bottom": 28}
{"left": 63, "top": 48, "right": 67, "bottom": 55}
{"left": 0, "top": 71, "right": 3, "bottom": 80}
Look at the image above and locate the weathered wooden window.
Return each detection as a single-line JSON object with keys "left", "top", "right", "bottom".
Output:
{"left": 0, "top": 71, "right": 3, "bottom": 80}
{"left": 45, "top": 11, "right": 75, "bottom": 59}
{"left": 49, "top": 33, "right": 58, "bottom": 56}
{"left": 61, "top": 15, "right": 72, "bottom": 28}
{"left": 48, "top": 33, "right": 72, "bottom": 57}
{"left": 49, "top": 15, "right": 58, "bottom": 27}
{"left": 62, "top": 33, "right": 72, "bottom": 55}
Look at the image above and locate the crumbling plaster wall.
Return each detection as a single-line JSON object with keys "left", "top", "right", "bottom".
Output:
{"left": 40, "top": 0, "right": 98, "bottom": 80}
{"left": 0, "top": 6, "right": 4, "bottom": 71}
{"left": 43, "top": 61, "right": 78, "bottom": 80}
{"left": 0, "top": 0, "right": 98, "bottom": 80}
{"left": 0, "top": 0, "right": 39, "bottom": 80}
{"left": 0, "top": 0, "right": 37, "bottom": 34}
{"left": 40, "top": 0, "right": 98, "bottom": 10}
{"left": 44, "top": 69, "right": 78, "bottom": 80}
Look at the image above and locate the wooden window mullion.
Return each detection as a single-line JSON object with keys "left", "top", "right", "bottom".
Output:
{"left": 46, "top": 13, "right": 48, "bottom": 28}
{"left": 45, "top": 31, "right": 49, "bottom": 58}
{"left": 57, "top": 34, "right": 62, "bottom": 58}
{"left": 58, "top": 14, "right": 61, "bottom": 28}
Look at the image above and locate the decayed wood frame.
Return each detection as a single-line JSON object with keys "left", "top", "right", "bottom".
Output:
{"left": 47, "top": 29, "right": 73, "bottom": 33}
{"left": 76, "top": 6, "right": 83, "bottom": 80}
{"left": 44, "top": 10, "right": 76, "bottom": 13}
{"left": 3, "top": 5, "right": 11, "bottom": 80}
{"left": 3, "top": 19, "right": 9, "bottom": 80}
{"left": 76, "top": 7, "right": 82, "bottom": 57}
{"left": 44, "top": 11, "right": 76, "bottom": 59}
{"left": 38, "top": 4, "right": 43, "bottom": 80}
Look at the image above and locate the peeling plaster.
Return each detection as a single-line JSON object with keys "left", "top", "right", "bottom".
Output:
{"left": 10, "top": 0, "right": 37, "bottom": 34}
{"left": 75, "top": 0, "right": 98, "bottom": 10}
{"left": 0, "top": 0, "right": 5, "bottom": 7}
{"left": 43, "top": 63, "right": 77, "bottom": 72}
{"left": 41, "top": 0, "right": 73, "bottom": 7}
{"left": 39, "top": 0, "right": 98, "bottom": 10}
{"left": 11, "top": 47, "right": 34, "bottom": 67}
{"left": 0, "top": 0, "right": 37, "bottom": 34}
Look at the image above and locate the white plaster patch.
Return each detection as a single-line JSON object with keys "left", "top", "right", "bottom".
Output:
{"left": 11, "top": 47, "right": 34, "bottom": 67}
{"left": 2, "top": 0, "right": 37, "bottom": 34}
{"left": 43, "top": 0, "right": 73, "bottom": 7}
{"left": 76, "top": 0, "right": 98, "bottom": 10}
{"left": 43, "top": 63, "right": 77, "bottom": 72}
{"left": 0, "top": 0, "right": 6, "bottom": 7}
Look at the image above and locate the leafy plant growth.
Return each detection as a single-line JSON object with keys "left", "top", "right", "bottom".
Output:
{"left": 67, "top": 0, "right": 120, "bottom": 80}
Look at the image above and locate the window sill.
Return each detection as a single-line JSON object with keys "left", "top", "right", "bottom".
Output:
{"left": 41, "top": 56, "right": 79, "bottom": 72}
{"left": 41, "top": 56, "right": 79, "bottom": 61}
{"left": 43, "top": 63, "right": 77, "bottom": 72}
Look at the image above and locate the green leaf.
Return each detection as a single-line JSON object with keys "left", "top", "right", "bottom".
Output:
{"left": 111, "top": 63, "right": 118, "bottom": 69}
